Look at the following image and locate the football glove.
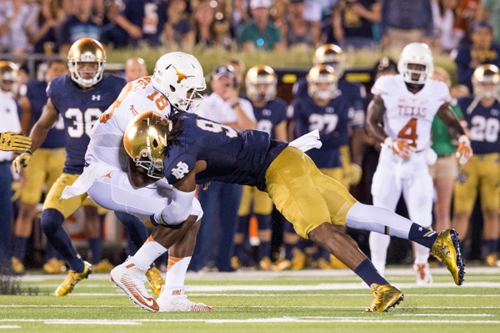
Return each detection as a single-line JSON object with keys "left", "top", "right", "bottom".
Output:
{"left": 456, "top": 135, "right": 473, "bottom": 165}
{"left": 12, "top": 150, "right": 32, "bottom": 173}
{"left": 0, "top": 132, "right": 32, "bottom": 151}
{"left": 347, "top": 163, "right": 362, "bottom": 186}
{"left": 385, "top": 137, "right": 416, "bottom": 160}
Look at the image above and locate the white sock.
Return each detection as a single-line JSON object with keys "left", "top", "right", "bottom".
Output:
{"left": 165, "top": 256, "right": 191, "bottom": 289}
{"left": 414, "top": 243, "right": 430, "bottom": 264}
{"left": 369, "top": 232, "right": 391, "bottom": 275}
{"left": 132, "top": 235, "right": 167, "bottom": 268}
{"left": 346, "top": 202, "right": 412, "bottom": 239}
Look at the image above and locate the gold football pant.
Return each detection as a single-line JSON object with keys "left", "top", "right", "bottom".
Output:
{"left": 265, "top": 146, "right": 357, "bottom": 239}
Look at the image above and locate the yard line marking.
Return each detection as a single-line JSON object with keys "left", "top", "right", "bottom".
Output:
{"left": 0, "top": 326, "right": 21, "bottom": 329}
{"left": 395, "top": 314, "right": 493, "bottom": 317}
{"left": 3, "top": 318, "right": 500, "bottom": 324}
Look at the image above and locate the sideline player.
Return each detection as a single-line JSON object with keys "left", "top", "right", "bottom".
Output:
{"left": 62, "top": 52, "right": 212, "bottom": 312}
{"left": 123, "top": 109, "right": 466, "bottom": 313}
{"left": 453, "top": 64, "right": 500, "bottom": 266}
{"left": 366, "top": 43, "right": 473, "bottom": 284}
{"left": 233, "top": 65, "right": 287, "bottom": 270}
{"left": 12, "top": 60, "right": 68, "bottom": 275}
{"left": 12, "top": 38, "right": 151, "bottom": 296}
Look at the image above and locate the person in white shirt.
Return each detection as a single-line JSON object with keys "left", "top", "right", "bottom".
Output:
{"left": 366, "top": 43, "right": 472, "bottom": 284}
{"left": 189, "top": 65, "right": 256, "bottom": 272}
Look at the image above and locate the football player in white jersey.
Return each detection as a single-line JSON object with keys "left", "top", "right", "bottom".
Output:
{"left": 366, "top": 43, "right": 473, "bottom": 284}
{"left": 62, "top": 52, "right": 212, "bottom": 312}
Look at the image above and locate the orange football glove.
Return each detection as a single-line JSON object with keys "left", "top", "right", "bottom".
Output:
{"left": 456, "top": 135, "right": 473, "bottom": 165}
{"left": 384, "top": 137, "right": 416, "bottom": 160}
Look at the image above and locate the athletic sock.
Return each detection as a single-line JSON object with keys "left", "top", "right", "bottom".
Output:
{"left": 408, "top": 223, "right": 437, "bottom": 249}
{"left": 88, "top": 237, "right": 102, "bottom": 265}
{"left": 258, "top": 241, "right": 271, "bottom": 260}
{"left": 354, "top": 259, "right": 389, "bottom": 287}
{"left": 13, "top": 236, "right": 28, "bottom": 262}
{"left": 165, "top": 256, "right": 191, "bottom": 287}
{"left": 133, "top": 235, "right": 167, "bottom": 268}
{"left": 284, "top": 243, "right": 295, "bottom": 260}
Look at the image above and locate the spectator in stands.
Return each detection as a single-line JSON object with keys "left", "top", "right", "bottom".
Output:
{"left": 280, "top": 0, "right": 320, "bottom": 49}
{"left": 332, "top": 0, "right": 381, "bottom": 50}
{"left": 114, "top": 0, "right": 168, "bottom": 47}
{"left": 380, "top": 0, "right": 434, "bottom": 51}
{"left": 57, "top": 0, "right": 102, "bottom": 54}
{"left": 124, "top": 57, "right": 148, "bottom": 82}
{"left": 0, "top": 0, "right": 39, "bottom": 55}
{"left": 431, "top": 0, "right": 464, "bottom": 53}
{"left": 477, "top": 0, "right": 500, "bottom": 45}
{"left": 225, "top": 59, "right": 246, "bottom": 91}
{"left": 193, "top": 0, "right": 217, "bottom": 47}
{"left": 236, "top": 0, "right": 285, "bottom": 52}
{"left": 452, "top": 21, "right": 500, "bottom": 91}
{"left": 189, "top": 65, "right": 256, "bottom": 273}
{"left": 100, "top": 0, "right": 129, "bottom": 49}
{"left": 454, "top": 0, "right": 480, "bottom": 42}
{"left": 232, "top": 0, "right": 250, "bottom": 34}
{"left": 162, "top": 0, "right": 195, "bottom": 50}
{"left": 30, "top": 0, "right": 64, "bottom": 55}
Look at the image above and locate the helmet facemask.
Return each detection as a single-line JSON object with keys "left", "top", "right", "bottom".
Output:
{"left": 245, "top": 65, "right": 277, "bottom": 103}
{"left": 307, "top": 65, "right": 338, "bottom": 101}
{"left": 398, "top": 43, "right": 434, "bottom": 85}
{"left": 67, "top": 38, "right": 106, "bottom": 88}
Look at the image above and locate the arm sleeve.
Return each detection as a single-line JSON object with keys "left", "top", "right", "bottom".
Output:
{"left": 155, "top": 188, "right": 196, "bottom": 225}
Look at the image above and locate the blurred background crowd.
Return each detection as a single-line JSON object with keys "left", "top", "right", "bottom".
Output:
{"left": 1, "top": 0, "right": 500, "bottom": 276}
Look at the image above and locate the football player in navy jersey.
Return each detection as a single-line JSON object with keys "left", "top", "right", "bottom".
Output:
{"left": 12, "top": 38, "right": 153, "bottom": 296}
{"left": 124, "top": 110, "right": 465, "bottom": 312}
{"left": 11, "top": 60, "right": 68, "bottom": 275}
{"left": 233, "top": 65, "right": 287, "bottom": 270}
{"left": 286, "top": 64, "right": 365, "bottom": 270}
{"left": 453, "top": 64, "right": 500, "bottom": 266}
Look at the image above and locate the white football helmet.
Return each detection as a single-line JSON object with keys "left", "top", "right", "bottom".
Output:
{"left": 398, "top": 43, "right": 434, "bottom": 85}
{"left": 68, "top": 38, "right": 106, "bottom": 88}
{"left": 307, "top": 65, "right": 339, "bottom": 100}
{"left": 151, "top": 52, "right": 206, "bottom": 112}
{"left": 245, "top": 65, "right": 277, "bottom": 103}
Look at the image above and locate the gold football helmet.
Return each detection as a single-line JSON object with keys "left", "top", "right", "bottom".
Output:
{"left": 313, "top": 44, "right": 345, "bottom": 78}
{"left": 0, "top": 61, "right": 20, "bottom": 97}
{"left": 245, "top": 65, "right": 277, "bottom": 103}
{"left": 68, "top": 38, "right": 106, "bottom": 88}
{"left": 472, "top": 64, "right": 500, "bottom": 98}
{"left": 307, "top": 65, "right": 339, "bottom": 101}
{"left": 123, "top": 111, "right": 171, "bottom": 179}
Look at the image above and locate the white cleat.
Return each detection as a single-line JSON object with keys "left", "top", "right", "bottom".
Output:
{"left": 157, "top": 287, "right": 213, "bottom": 312}
{"left": 110, "top": 259, "right": 159, "bottom": 312}
{"left": 414, "top": 263, "right": 433, "bottom": 286}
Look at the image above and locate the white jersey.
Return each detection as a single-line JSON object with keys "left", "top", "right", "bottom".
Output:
{"left": 86, "top": 77, "right": 172, "bottom": 169}
{"left": 372, "top": 75, "right": 451, "bottom": 151}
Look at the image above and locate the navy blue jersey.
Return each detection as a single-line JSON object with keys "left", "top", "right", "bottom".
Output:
{"left": 163, "top": 113, "right": 288, "bottom": 191}
{"left": 253, "top": 98, "right": 287, "bottom": 139}
{"left": 47, "top": 74, "right": 127, "bottom": 174}
{"left": 25, "top": 80, "right": 65, "bottom": 149}
{"left": 454, "top": 45, "right": 500, "bottom": 92}
{"left": 457, "top": 97, "right": 500, "bottom": 155}
{"left": 290, "top": 95, "right": 360, "bottom": 168}
{"left": 292, "top": 78, "right": 365, "bottom": 113}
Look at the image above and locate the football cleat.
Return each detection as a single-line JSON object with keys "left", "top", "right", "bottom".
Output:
{"left": 231, "top": 256, "right": 241, "bottom": 270}
{"left": 259, "top": 257, "right": 273, "bottom": 271}
{"left": 414, "top": 263, "right": 433, "bottom": 285}
{"left": 110, "top": 260, "right": 159, "bottom": 312}
{"left": 157, "top": 287, "right": 213, "bottom": 312}
{"left": 365, "top": 283, "right": 404, "bottom": 312}
{"left": 43, "top": 258, "right": 67, "bottom": 274}
{"left": 314, "top": 258, "right": 332, "bottom": 270}
{"left": 146, "top": 266, "right": 165, "bottom": 296}
{"left": 11, "top": 257, "right": 25, "bottom": 275}
{"left": 55, "top": 261, "right": 92, "bottom": 296}
{"left": 430, "top": 229, "right": 465, "bottom": 285}
{"left": 92, "top": 259, "right": 114, "bottom": 273}
{"left": 291, "top": 248, "right": 307, "bottom": 270}
{"left": 272, "top": 258, "right": 291, "bottom": 271}
{"left": 485, "top": 253, "right": 500, "bottom": 267}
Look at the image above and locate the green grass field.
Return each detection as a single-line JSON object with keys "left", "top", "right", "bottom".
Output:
{"left": 1, "top": 266, "right": 499, "bottom": 332}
